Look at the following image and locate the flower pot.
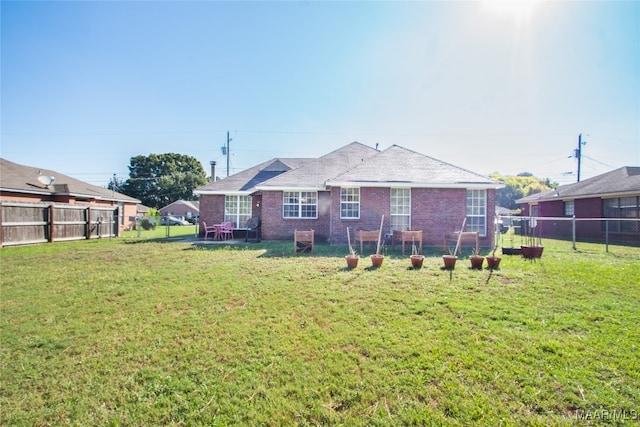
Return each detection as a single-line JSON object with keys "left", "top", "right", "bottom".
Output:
{"left": 521, "top": 245, "right": 544, "bottom": 259}
{"left": 486, "top": 255, "right": 501, "bottom": 269}
{"left": 370, "top": 254, "right": 384, "bottom": 268}
{"left": 470, "top": 255, "right": 485, "bottom": 270}
{"left": 345, "top": 255, "right": 359, "bottom": 269}
{"left": 410, "top": 254, "right": 424, "bottom": 269}
{"left": 442, "top": 255, "right": 457, "bottom": 270}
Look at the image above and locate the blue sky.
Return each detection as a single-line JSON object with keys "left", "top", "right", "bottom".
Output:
{"left": 2, "top": 0, "right": 638, "bottom": 187}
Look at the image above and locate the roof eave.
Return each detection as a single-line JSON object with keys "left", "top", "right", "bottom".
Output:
{"left": 326, "top": 181, "right": 504, "bottom": 189}
{"left": 193, "top": 189, "right": 255, "bottom": 196}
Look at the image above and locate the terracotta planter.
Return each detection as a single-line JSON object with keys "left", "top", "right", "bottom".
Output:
{"left": 521, "top": 245, "right": 544, "bottom": 259}
{"left": 486, "top": 256, "right": 502, "bottom": 269}
{"left": 442, "top": 255, "right": 457, "bottom": 270}
{"left": 345, "top": 255, "right": 359, "bottom": 269}
{"left": 470, "top": 255, "right": 485, "bottom": 270}
{"left": 410, "top": 255, "right": 425, "bottom": 269}
{"left": 370, "top": 254, "right": 385, "bottom": 268}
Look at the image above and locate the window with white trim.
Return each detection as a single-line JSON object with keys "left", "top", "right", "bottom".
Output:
{"left": 225, "top": 195, "right": 252, "bottom": 227}
{"left": 283, "top": 191, "right": 317, "bottom": 218}
{"left": 340, "top": 188, "right": 360, "bottom": 219}
{"left": 466, "top": 189, "right": 486, "bottom": 236}
{"left": 390, "top": 188, "right": 411, "bottom": 231}
{"left": 564, "top": 201, "right": 574, "bottom": 216}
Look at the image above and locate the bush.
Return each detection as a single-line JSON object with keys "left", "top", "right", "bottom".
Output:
{"left": 140, "top": 218, "right": 155, "bottom": 230}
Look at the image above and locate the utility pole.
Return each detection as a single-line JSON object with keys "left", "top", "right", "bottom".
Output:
{"left": 575, "top": 133, "right": 586, "bottom": 182}
{"left": 226, "top": 131, "right": 231, "bottom": 177}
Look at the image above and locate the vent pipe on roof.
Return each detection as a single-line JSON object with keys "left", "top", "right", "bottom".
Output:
{"left": 210, "top": 161, "right": 216, "bottom": 182}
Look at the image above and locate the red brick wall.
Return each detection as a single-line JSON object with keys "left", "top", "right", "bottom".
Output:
{"left": 330, "top": 187, "right": 497, "bottom": 248}
{"left": 260, "top": 191, "right": 331, "bottom": 243}
{"left": 200, "top": 188, "right": 498, "bottom": 247}
{"left": 198, "top": 194, "right": 225, "bottom": 234}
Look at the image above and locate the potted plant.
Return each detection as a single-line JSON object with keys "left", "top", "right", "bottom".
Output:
{"left": 485, "top": 249, "right": 501, "bottom": 270}
{"left": 442, "top": 247, "right": 457, "bottom": 270}
{"left": 345, "top": 227, "right": 359, "bottom": 269}
{"left": 370, "top": 215, "right": 385, "bottom": 268}
{"left": 521, "top": 217, "right": 544, "bottom": 260}
{"left": 486, "top": 222, "right": 502, "bottom": 269}
{"left": 409, "top": 238, "right": 424, "bottom": 269}
{"left": 443, "top": 218, "right": 466, "bottom": 270}
{"left": 469, "top": 248, "right": 485, "bottom": 270}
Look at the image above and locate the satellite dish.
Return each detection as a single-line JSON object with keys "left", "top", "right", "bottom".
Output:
{"left": 37, "top": 175, "right": 55, "bottom": 187}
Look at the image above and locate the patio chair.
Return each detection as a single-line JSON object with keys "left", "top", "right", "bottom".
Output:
{"left": 294, "top": 229, "right": 314, "bottom": 253}
{"left": 244, "top": 217, "right": 261, "bottom": 242}
{"left": 202, "top": 221, "right": 217, "bottom": 240}
{"left": 219, "top": 222, "right": 235, "bottom": 240}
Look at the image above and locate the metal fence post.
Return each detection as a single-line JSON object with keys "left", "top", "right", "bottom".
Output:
{"left": 605, "top": 220, "right": 609, "bottom": 253}
{"left": 572, "top": 215, "right": 576, "bottom": 250}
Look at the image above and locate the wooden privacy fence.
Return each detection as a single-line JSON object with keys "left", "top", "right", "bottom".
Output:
{"left": 0, "top": 202, "right": 120, "bottom": 247}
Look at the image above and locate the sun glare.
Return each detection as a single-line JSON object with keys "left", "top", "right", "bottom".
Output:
{"left": 481, "top": 0, "right": 544, "bottom": 23}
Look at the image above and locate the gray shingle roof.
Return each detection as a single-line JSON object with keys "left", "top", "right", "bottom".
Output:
{"left": 0, "top": 158, "right": 140, "bottom": 203}
{"left": 194, "top": 158, "right": 311, "bottom": 194}
{"left": 517, "top": 166, "right": 640, "bottom": 203}
{"left": 328, "top": 145, "right": 499, "bottom": 187}
{"left": 257, "top": 142, "right": 379, "bottom": 189}
{"left": 196, "top": 142, "right": 501, "bottom": 193}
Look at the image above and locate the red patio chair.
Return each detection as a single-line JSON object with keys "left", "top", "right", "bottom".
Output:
{"left": 219, "top": 222, "right": 234, "bottom": 240}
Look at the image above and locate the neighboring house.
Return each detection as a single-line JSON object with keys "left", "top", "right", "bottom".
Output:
{"left": 517, "top": 166, "right": 640, "bottom": 242}
{"left": 0, "top": 158, "right": 140, "bottom": 234}
{"left": 194, "top": 142, "right": 503, "bottom": 248}
{"left": 159, "top": 200, "right": 200, "bottom": 221}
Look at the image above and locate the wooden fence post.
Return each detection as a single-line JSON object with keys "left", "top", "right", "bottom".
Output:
{"left": 48, "top": 204, "right": 55, "bottom": 243}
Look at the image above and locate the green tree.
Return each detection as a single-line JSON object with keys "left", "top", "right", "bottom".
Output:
{"left": 490, "top": 172, "right": 558, "bottom": 209}
{"left": 121, "top": 153, "right": 208, "bottom": 208}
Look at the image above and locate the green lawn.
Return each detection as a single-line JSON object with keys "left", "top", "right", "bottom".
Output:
{"left": 1, "top": 236, "right": 638, "bottom": 426}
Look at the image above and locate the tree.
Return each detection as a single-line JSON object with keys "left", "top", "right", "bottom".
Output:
{"left": 490, "top": 172, "right": 558, "bottom": 210}
{"left": 121, "top": 153, "right": 208, "bottom": 208}
{"left": 106, "top": 175, "right": 126, "bottom": 193}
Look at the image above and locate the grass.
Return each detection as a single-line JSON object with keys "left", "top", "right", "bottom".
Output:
{"left": 1, "top": 236, "right": 639, "bottom": 426}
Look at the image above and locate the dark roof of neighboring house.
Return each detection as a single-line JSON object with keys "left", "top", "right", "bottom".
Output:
{"left": 517, "top": 166, "right": 640, "bottom": 204}
{"left": 194, "top": 142, "right": 502, "bottom": 194}
{"left": 0, "top": 158, "right": 140, "bottom": 203}
{"left": 327, "top": 145, "right": 500, "bottom": 188}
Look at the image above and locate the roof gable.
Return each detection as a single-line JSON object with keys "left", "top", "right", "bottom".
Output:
{"left": 257, "top": 142, "right": 380, "bottom": 189}
{"left": 193, "top": 157, "right": 311, "bottom": 194}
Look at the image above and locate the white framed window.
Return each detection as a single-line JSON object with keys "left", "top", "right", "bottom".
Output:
{"left": 283, "top": 191, "right": 317, "bottom": 219}
{"left": 225, "top": 195, "right": 252, "bottom": 227}
{"left": 340, "top": 188, "right": 360, "bottom": 219}
{"left": 390, "top": 188, "right": 411, "bottom": 231}
{"left": 564, "top": 201, "right": 575, "bottom": 216}
{"left": 466, "top": 189, "right": 487, "bottom": 236}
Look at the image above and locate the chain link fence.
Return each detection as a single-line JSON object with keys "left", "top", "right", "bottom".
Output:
{"left": 498, "top": 215, "right": 640, "bottom": 252}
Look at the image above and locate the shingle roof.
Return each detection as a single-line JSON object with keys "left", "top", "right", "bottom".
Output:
{"left": 328, "top": 145, "right": 500, "bottom": 187}
{"left": 257, "top": 142, "right": 379, "bottom": 189}
{"left": 196, "top": 142, "right": 501, "bottom": 193}
{"left": 517, "top": 167, "right": 640, "bottom": 203}
{"left": 194, "top": 158, "right": 311, "bottom": 194}
{"left": 0, "top": 158, "right": 140, "bottom": 203}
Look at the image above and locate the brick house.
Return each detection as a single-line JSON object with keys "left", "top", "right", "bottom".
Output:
{"left": 159, "top": 200, "right": 200, "bottom": 222}
{"left": 194, "top": 142, "right": 503, "bottom": 248}
{"left": 0, "top": 158, "right": 140, "bottom": 233}
{"left": 517, "top": 166, "right": 640, "bottom": 242}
